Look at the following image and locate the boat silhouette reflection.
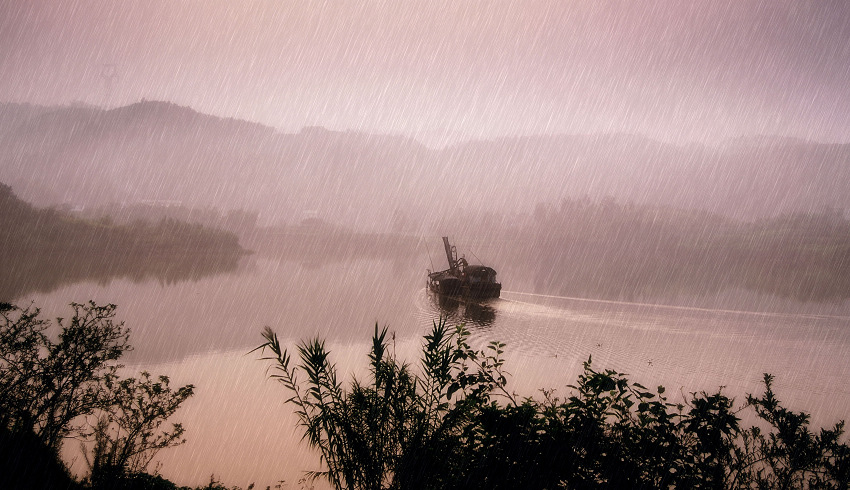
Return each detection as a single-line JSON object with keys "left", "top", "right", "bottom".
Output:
{"left": 429, "top": 290, "right": 497, "bottom": 328}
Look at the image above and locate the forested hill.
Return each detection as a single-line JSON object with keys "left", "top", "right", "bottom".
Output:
{"left": 1, "top": 101, "right": 848, "bottom": 229}
{"left": 0, "top": 183, "right": 245, "bottom": 301}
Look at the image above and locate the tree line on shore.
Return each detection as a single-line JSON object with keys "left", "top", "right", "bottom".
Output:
{"left": 4, "top": 177, "right": 849, "bottom": 309}
{"left": 520, "top": 198, "right": 850, "bottom": 304}
{"left": 0, "top": 184, "right": 246, "bottom": 301}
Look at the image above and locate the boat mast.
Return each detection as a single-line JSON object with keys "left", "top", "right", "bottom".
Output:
{"left": 442, "top": 236, "right": 457, "bottom": 272}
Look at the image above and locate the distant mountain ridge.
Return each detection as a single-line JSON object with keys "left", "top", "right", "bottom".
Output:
{"left": 1, "top": 100, "right": 847, "bottom": 228}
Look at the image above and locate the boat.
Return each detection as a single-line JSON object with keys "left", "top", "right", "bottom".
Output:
{"left": 427, "top": 237, "right": 501, "bottom": 299}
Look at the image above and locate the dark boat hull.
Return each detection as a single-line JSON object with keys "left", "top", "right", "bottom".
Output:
{"left": 428, "top": 275, "right": 501, "bottom": 299}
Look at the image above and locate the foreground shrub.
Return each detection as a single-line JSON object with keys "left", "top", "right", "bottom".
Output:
{"left": 84, "top": 371, "right": 194, "bottom": 488}
{"left": 258, "top": 319, "right": 849, "bottom": 490}
{"left": 0, "top": 301, "right": 194, "bottom": 488}
{"left": 0, "top": 301, "right": 131, "bottom": 451}
{"left": 256, "top": 319, "right": 513, "bottom": 489}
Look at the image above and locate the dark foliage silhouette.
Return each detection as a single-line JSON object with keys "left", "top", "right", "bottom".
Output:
{"left": 258, "top": 319, "right": 849, "bottom": 489}
{"left": 0, "top": 301, "right": 194, "bottom": 489}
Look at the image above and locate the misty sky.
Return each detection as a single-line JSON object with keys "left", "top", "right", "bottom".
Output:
{"left": 1, "top": 0, "right": 849, "bottom": 145}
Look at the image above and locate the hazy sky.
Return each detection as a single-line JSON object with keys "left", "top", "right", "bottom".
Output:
{"left": 1, "top": 0, "right": 849, "bottom": 144}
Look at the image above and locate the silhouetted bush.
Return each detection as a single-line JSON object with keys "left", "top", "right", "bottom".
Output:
{"left": 258, "top": 320, "right": 850, "bottom": 489}
{"left": 0, "top": 301, "right": 194, "bottom": 488}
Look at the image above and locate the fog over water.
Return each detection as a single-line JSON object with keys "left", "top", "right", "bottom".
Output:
{"left": 2, "top": 1, "right": 850, "bottom": 488}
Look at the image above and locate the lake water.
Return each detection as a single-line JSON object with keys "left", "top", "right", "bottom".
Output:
{"left": 15, "top": 252, "right": 850, "bottom": 489}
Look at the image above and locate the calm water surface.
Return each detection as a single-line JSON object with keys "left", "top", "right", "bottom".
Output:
{"left": 18, "top": 255, "right": 850, "bottom": 489}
